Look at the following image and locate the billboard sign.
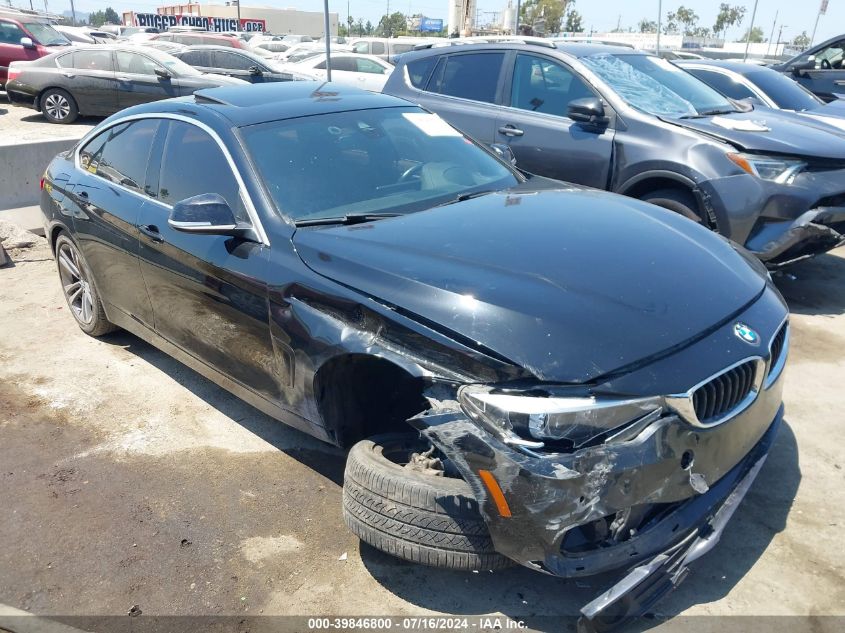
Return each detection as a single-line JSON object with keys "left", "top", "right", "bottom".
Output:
{"left": 419, "top": 17, "right": 443, "bottom": 32}
{"left": 132, "top": 13, "right": 266, "bottom": 33}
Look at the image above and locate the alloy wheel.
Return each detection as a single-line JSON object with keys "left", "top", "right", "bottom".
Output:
{"left": 57, "top": 241, "right": 94, "bottom": 325}
{"left": 44, "top": 93, "right": 70, "bottom": 121}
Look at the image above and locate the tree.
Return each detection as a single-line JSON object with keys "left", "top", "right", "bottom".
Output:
{"left": 564, "top": 9, "right": 583, "bottom": 33}
{"left": 520, "top": 0, "right": 570, "bottom": 36}
{"left": 365, "top": 20, "right": 374, "bottom": 36}
{"left": 376, "top": 11, "right": 406, "bottom": 37}
{"left": 792, "top": 31, "right": 811, "bottom": 49}
{"left": 712, "top": 3, "right": 745, "bottom": 40}
{"left": 638, "top": 19, "right": 658, "bottom": 33}
{"left": 740, "top": 26, "right": 765, "bottom": 43}
{"left": 88, "top": 7, "right": 120, "bottom": 27}
{"left": 666, "top": 6, "right": 699, "bottom": 36}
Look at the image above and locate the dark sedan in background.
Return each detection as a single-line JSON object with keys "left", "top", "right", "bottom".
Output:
{"left": 171, "top": 45, "right": 315, "bottom": 83}
{"left": 385, "top": 42, "right": 845, "bottom": 266}
{"left": 771, "top": 33, "right": 845, "bottom": 102}
{"left": 5, "top": 45, "right": 245, "bottom": 123}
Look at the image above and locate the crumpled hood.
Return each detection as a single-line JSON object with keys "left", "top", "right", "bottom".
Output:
{"left": 292, "top": 188, "right": 765, "bottom": 383}
{"left": 661, "top": 109, "right": 845, "bottom": 158}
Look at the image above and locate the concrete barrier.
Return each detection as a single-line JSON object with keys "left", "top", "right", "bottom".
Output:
{"left": 0, "top": 138, "right": 79, "bottom": 211}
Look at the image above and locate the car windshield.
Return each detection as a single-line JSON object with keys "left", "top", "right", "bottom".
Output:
{"left": 581, "top": 53, "right": 736, "bottom": 117}
{"left": 240, "top": 106, "right": 519, "bottom": 223}
{"left": 146, "top": 50, "right": 202, "bottom": 76}
{"left": 23, "top": 22, "right": 70, "bottom": 46}
{"left": 747, "top": 69, "right": 822, "bottom": 111}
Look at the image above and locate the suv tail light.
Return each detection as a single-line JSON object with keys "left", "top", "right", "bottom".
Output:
{"left": 7, "top": 65, "right": 22, "bottom": 82}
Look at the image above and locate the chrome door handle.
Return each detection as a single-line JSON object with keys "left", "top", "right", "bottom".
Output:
{"left": 139, "top": 224, "right": 164, "bottom": 243}
{"left": 62, "top": 72, "right": 75, "bottom": 78}
{"left": 498, "top": 125, "right": 524, "bottom": 137}
{"left": 116, "top": 76, "right": 130, "bottom": 82}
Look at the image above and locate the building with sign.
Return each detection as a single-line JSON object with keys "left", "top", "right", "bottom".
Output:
{"left": 123, "top": 3, "right": 338, "bottom": 36}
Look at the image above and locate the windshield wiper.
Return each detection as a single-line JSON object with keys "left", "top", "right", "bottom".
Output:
{"left": 680, "top": 107, "right": 738, "bottom": 119}
{"left": 433, "top": 189, "right": 497, "bottom": 208}
{"left": 294, "top": 213, "right": 400, "bottom": 227}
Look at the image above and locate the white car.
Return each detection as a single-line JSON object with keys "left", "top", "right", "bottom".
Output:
{"left": 281, "top": 53, "right": 393, "bottom": 91}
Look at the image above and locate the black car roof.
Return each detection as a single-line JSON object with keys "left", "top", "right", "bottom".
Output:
{"left": 676, "top": 59, "right": 772, "bottom": 76}
{"left": 126, "top": 82, "right": 413, "bottom": 127}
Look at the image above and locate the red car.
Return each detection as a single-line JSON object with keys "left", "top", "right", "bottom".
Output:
{"left": 0, "top": 15, "right": 70, "bottom": 86}
{"left": 148, "top": 31, "right": 246, "bottom": 48}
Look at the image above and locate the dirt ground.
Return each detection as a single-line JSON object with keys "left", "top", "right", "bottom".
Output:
{"left": 0, "top": 226, "right": 844, "bottom": 633}
{"left": 0, "top": 93, "right": 96, "bottom": 144}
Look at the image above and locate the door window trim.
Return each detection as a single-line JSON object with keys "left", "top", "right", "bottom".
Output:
{"left": 73, "top": 112, "right": 270, "bottom": 246}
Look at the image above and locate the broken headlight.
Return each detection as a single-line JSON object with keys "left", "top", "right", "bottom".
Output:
{"left": 458, "top": 386, "right": 662, "bottom": 449}
{"left": 727, "top": 152, "right": 806, "bottom": 184}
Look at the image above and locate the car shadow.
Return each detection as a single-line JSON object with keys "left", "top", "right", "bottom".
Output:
{"left": 20, "top": 113, "right": 101, "bottom": 125}
{"left": 773, "top": 250, "right": 845, "bottom": 316}
{"left": 358, "top": 421, "right": 800, "bottom": 632}
{"left": 98, "top": 330, "right": 347, "bottom": 487}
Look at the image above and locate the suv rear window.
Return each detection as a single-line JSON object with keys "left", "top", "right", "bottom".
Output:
{"left": 428, "top": 53, "right": 504, "bottom": 103}
{"left": 407, "top": 56, "right": 437, "bottom": 88}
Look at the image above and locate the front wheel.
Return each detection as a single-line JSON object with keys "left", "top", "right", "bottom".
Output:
{"left": 55, "top": 234, "right": 115, "bottom": 337}
{"left": 640, "top": 188, "right": 705, "bottom": 224}
{"left": 343, "top": 433, "right": 512, "bottom": 571}
{"left": 41, "top": 88, "right": 79, "bottom": 124}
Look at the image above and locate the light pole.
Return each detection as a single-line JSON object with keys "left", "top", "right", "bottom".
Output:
{"left": 323, "top": 0, "right": 332, "bottom": 81}
{"left": 743, "top": 0, "right": 758, "bottom": 62}
{"left": 656, "top": 0, "right": 662, "bottom": 53}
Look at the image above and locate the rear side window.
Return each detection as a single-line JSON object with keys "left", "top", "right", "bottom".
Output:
{"left": 687, "top": 69, "right": 757, "bottom": 101}
{"left": 0, "top": 21, "right": 24, "bottom": 45}
{"left": 407, "top": 56, "right": 438, "bottom": 88}
{"left": 179, "top": 50, "right": 212, "bottom": 67}
{"left": 72, "top": 50, "right": 114, "bottom": 72}
{"left": 319, "top": 57, "right": 356, "bottom": 71}
{"left": 429, "top": 53, "right": 504, "bottom": 103}
{"left": 371, "top": 42, "right": 385, "bottom": 55}
{"left": 79, "top": 120, "right": 160, "bottom": 194}
{"left": 158, "top": 122, "right": 246, "bottom": 221}
{"left": 392, "top": 44, "right": 413, "bottom": 55}
{"left": 356, "top": 58, "right": 385, "bottom": 74}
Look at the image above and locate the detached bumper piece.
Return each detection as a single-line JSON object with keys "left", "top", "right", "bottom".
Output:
{"left": 746, "top": 207, "right": 845, "bottom": 267}
{"left": 577, "top": 411, "right": 778, "bottom": 632}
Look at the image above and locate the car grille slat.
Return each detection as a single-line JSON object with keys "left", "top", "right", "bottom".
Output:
{"left": 691, "top": 359, "right": 758, "bottom": 424}
{"left": 770, "top": 323, "right": 787, "bottom": 370}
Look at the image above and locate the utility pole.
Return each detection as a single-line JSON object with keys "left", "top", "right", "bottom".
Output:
{"left": 656, "top": 0, "right": 662, "bottom": 53}
{"left": 516, "top": 0, "right": 521, "bottom": 34}
{"left": 743, "top": 0, "right": 758, "bottom": 62}
{"left": 235, "top": 0, "right": 241, "bottom": 31}
{"left": 323, "top": 0, "right": 332, "bottom": 80}
{"left": 766, "top": 10, "right": 778, "bottom": 57}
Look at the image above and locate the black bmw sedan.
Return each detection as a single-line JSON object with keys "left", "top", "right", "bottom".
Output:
{"left": 5, "top": 45, "right": 245, "bottom": 123}
{"left": 41, "top": 82, "right": 788, "bottom": 629}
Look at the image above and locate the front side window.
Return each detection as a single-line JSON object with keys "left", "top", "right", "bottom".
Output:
{"left": 747, "top": 69, "right": 822, "bottom": 111}
{"left": 510, "top": 54, "right": 595, "bottom": 117}
{"left": 429, "top": 53, "right": 504, "bottom": 104}
{"left": 179, "top": 50, "right": 212, "bottom": 67}
{"left": 371, "top": 41, "right": 385, "bottom": 55}
{"left": 116, "top": 51, "right": 159, "bottom": 76}
{"left": 356, "top": 58, "right": 385, "bottom": 74}
{"left": 79, "top": 120, "right": 160, "bottom": 193}
{"left": 0, "top": 21, "right": 25, "bottom": 45}
{"left": 72, "top": 50, "right": 114, "bottom": 72}
{"left": 215, "top": 52, "right": 255, "bottom": 71}
{"left": 353, "top": 41, "right": 369, "bottom": 54}
{"left": 240, "top": 106, "right": 519, "bottom": 222}
{"left": 158, "top": 122, "right": 246, "bottom": 220}
{"left": 581, "top": 53, "right": 735, "bottom": 118}
{"left": 814, "top": 40, "right": 845, "bottom": 69}
{"left": 687, "top": 69, "right": 758, "bottom": 101}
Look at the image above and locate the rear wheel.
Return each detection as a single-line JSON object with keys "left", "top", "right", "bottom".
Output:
{"left": 343, "top": 433, "right": 512, "bottom": 571}
{"left": 640, "top": 188, "right": 704, "bottom": 224}
{"left": 55, "top": 234, "right": 115, "bottom": 337}
{"left": 41, "top": 88, "right": 78, "bottom": 124}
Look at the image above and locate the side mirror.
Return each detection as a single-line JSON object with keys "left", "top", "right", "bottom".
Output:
{"left": 248, "top": 65, "right": 264, "bottom": 76}
{"left": 154, "top": 67, "right": 172, "bottom": 80}
{"left": 490, "top": 143, "right": 517, "bottom": 166}
{"left": 20, "top": 36, "right": 35, "bottom": 49}
{"left": 791, "top": 56, "right": 816, "bottom": 76}
{"left": 168, "top": 193, "right": 255, "bottom": 239}
{"left": 567, "top": 97, "right": 609, "bottom": 129}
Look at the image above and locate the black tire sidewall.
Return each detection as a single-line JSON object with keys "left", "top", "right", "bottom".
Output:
{"left": 54, "top": 234, "right": 110, "bottom": 336}
{"left": 642, "top": 188, "right": 704, "bottom": 224}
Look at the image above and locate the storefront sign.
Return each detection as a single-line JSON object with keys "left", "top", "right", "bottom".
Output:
{"left": 132, "top": 13, "right": 266, "bottom": 33}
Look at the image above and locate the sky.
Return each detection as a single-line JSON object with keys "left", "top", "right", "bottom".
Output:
{"left": 22, "top": 0, "right": 845, "bottom": 44}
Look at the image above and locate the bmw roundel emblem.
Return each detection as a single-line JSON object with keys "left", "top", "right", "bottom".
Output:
{"left": 734, "top": 322, "right": 760, "bottom": 345}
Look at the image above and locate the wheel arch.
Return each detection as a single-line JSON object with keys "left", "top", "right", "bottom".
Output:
{"left": 313, "top": 352, "right": 429, "bottom": 448}
{"left": 36, "top": 87, "right": 80, "bottom": 116}
{"left": 617, "top": 171, "right": 718, "bottom": 229}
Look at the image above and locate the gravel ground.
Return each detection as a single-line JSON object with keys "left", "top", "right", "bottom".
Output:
{"left": 0, "top": 226, "right": 843, "bottom": 633}
{"left": 0, "top": 92, "right": 96, "bottom": 144}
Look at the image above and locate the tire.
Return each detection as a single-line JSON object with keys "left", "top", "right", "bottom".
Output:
{"left": 40, "top": 88, "right": 79, "bottom": 124}
{"left": 640, "top": 188, "right": 705, "bottom": 224}
{"left": 54, "top": 233, "right": 116, "bottom": 337}
{"left": 343, "top": 433, "right": 513, "bottom": 571}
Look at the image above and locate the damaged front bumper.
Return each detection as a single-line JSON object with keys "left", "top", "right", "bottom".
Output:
{"left": 408, "top": 373, "right": 783, "bottom": 629}
{"left": 745, "top": 206, "right": 845, "bottom": 267}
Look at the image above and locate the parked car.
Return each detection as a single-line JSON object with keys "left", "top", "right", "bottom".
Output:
{"left": 679, "top": 59, "right": 845, "bottom": 132}
{"left": 384, "top": 42, "right": 845, "bottom": 266}
{"left": 149, "top": 31, "right": 246, "bottom": 49}
{"left": 172, "top": 45, "right": 315, "bottom": 83}
{"left": 116, "top": 26, "right": 160, "bottom": 39}
{"left": 281, "top": 52, "right": 392, "bottom": 91}
{"left": 5, "top": 46, "right": 245, "bottom": 123}
{"left": 135, "top": 40, "right": 188, "bottom": 55}
{"left": 349, "top": 37, "right": 419, "bottom": 63}
{"left": 771, "top": 34, "right": 845, "bottom": 101}
{"left": 0, "top": 15, "right": 70, "bottom": 86}
{"left": 41, "top": 81, "right": 789, "bottom": 629}
{"left": 646, "top": 48, "right": 705, "bottom": 60}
